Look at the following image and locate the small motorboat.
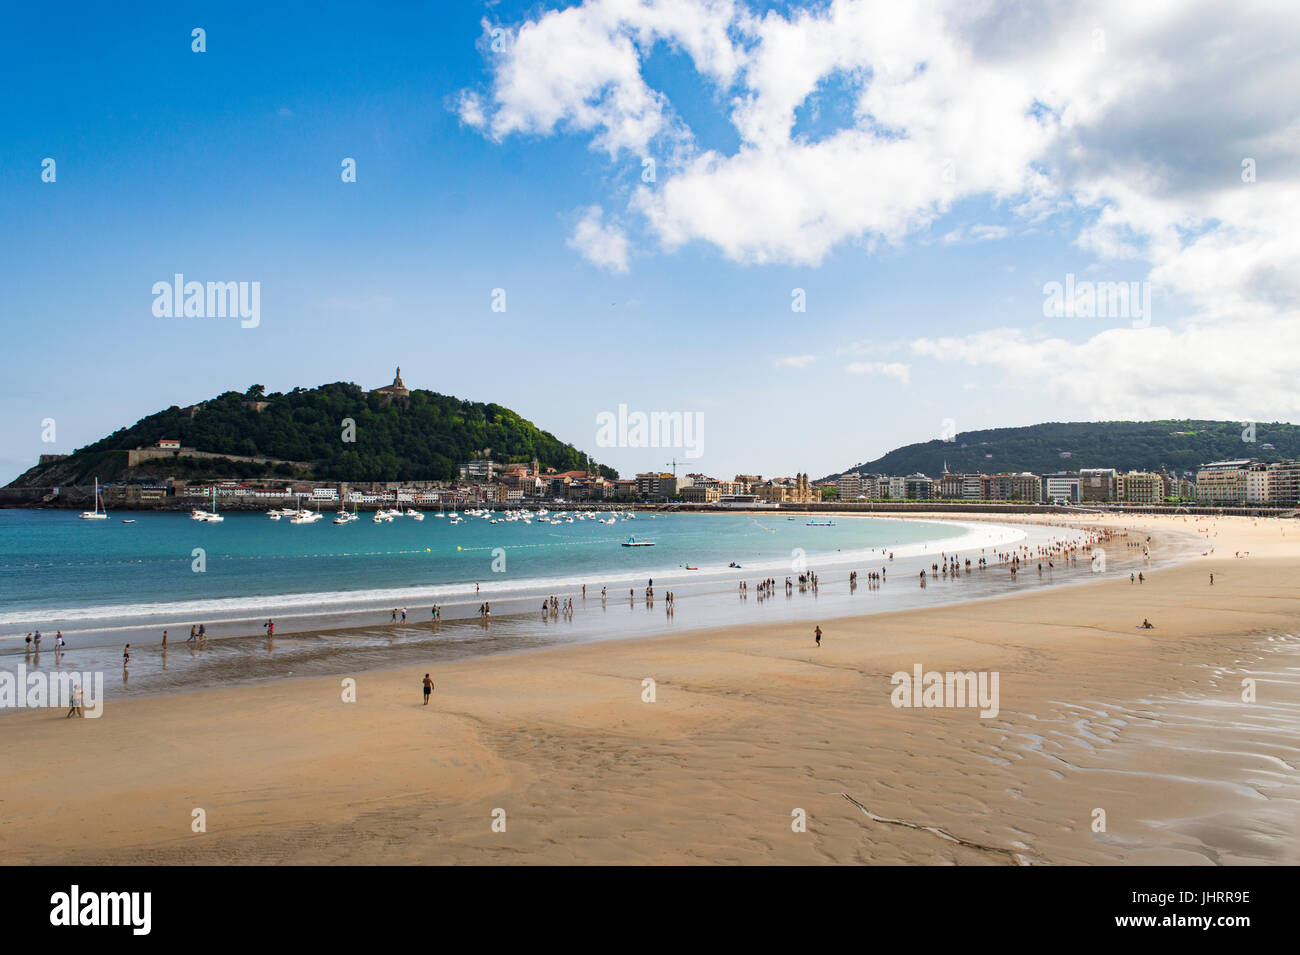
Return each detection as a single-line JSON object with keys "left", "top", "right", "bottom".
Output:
{"left": 621, "top": 537, "right": 655, "bottom": 547}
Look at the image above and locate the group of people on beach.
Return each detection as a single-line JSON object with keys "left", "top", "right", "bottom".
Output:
{"left": 23, "top": 630, "right": 67, "bottom": 655}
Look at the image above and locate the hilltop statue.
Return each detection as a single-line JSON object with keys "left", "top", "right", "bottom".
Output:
{"left": 373, "top": 367, "right": 410, "bottom": 402}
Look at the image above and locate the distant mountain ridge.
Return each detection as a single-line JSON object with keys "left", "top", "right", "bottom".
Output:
{"left": 7, "top": 381, "right": 615, "bottom": 487}
{"left": 828, "top": 420, "right": 1300, "bottom": 481}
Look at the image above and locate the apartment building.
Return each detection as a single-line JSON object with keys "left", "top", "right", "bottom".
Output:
{"left": 904, "top": 474, "right": 933, "bottom": 500}
{"left": 1196, "top": 460, "right": 1252, "bottom": 504}
{"left": 1043, "top": 473, "right": 1080, "bottom": 504}
{"left": 680, "top": 484, "right": 722, "bottom": 503}
{"left": 1116, "top": 471, "right": 1164, "bottom": 504}
{"left": 837, "top": 472, "right": 864, "bottom": 499}
{"left": 1245, "top": 464, "right": 1272, "bottom": 504}
{"left": 1078, "top": 468, "right": 1118, "bottom": 503}
{"left": 936, "top": 472, "right": 985, "bottom": 500}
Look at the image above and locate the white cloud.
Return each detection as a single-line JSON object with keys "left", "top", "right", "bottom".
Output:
{"left": 463, "top": 0, "right": 1300, "bottom": 417}
{"left": 845, "top": 361, "right": 910, "bottom": 384}
{"left": 567, "top": 205, "right": 630, "bottom": 272}
{"left": 455, "top": 91, "right": 486, "bottom": 129}
{"left": 942, "top": 224, "right": 1010, "bottom": 244}
{"left": 774, "top": 354, "right": 819, "bottom": 368}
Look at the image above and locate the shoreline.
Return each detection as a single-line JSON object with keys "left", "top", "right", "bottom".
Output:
{"left": 2, "top": 511, "right": 1295, "bottom": 864}
{"left": 0, "top": 511, "right": 1055, "bottom": 647}
{"left": 0, "top": 516, "right": 1158, "bottom": 706}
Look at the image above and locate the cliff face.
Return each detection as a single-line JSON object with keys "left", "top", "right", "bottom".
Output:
{"left": 7, "top": 452, "right": 128, "bottom": 489}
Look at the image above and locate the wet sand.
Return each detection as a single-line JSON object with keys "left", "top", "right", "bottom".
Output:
{"left": 1, "top": 512, "right": 1297, "bottom": 865}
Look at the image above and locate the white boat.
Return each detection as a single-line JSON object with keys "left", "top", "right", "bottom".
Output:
{"left": 191, "top": 488, "right": 224, "bottom": 522}
{"left": 79, "top": 478, "right": 108, "bottom": 520}
{"left": 267, "top": 510, "right": 282, "bottom": 521}
{"left": 292, "top": 500, "right": 322, "bottom": 524}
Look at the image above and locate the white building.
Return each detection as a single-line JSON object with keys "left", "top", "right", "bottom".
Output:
{"left": 1246, "top": 465, "right": 1271, "bottom": 504}
{"left": 1044, "top": 474, "right": 1080, "bottom": 504}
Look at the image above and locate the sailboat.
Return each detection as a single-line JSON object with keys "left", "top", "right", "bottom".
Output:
{"left": 191, "top": 487, "right": 224, "bottom": 522}
{"left": 79, "top": 478, "right": 108, "bottom": 520}
{"left": 292, "top": 498, "right": 323, "bottom": 524}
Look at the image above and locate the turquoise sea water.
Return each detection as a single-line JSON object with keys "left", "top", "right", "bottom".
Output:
{"left": 0, "top": 508, "right": 984, "bottom": 639}
{"left": 0, "top": 507, "right": 1172, "bottom": 704}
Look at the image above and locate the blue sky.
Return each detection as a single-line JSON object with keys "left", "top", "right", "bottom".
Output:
{"left": 3, "top": 1, "right": 1296, "bottom": 484}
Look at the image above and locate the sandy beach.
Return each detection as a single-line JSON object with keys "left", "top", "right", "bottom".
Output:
{"left": 2, "top": 512, "right": 1298, "bottom": 865}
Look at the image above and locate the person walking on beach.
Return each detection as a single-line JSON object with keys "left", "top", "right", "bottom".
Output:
{"left": 161, "top": 629, "right": 167, "bottom": 648}
{"left": 66, "top": 681, "right": 83, "bottom": 719}
{"left": 392, "top": 609, "right": 398, "bottom": 622}
{"left": 422, "top": 673, "right": 434, "bottom": 705}
{"left": 188, "top": 625, "right": 197, "bottom": 644}
{"left": 122, "top": 644, "right": 130, "bottom": 667}
{"left": 814, "top": 625, "right": 822, "bottom": 647}
{"left": 401, "top": 607, "right": 407, "bottom": 623}
{"left": 267, "top": 619, "right": 275, "bottom": 638}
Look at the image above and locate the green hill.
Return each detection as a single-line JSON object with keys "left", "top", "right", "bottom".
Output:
{"left": 8, "top": 382, "right": 616, "bottom": 486}
{"left": 829, "top": 420, "right": 1300, "bottom": 480}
